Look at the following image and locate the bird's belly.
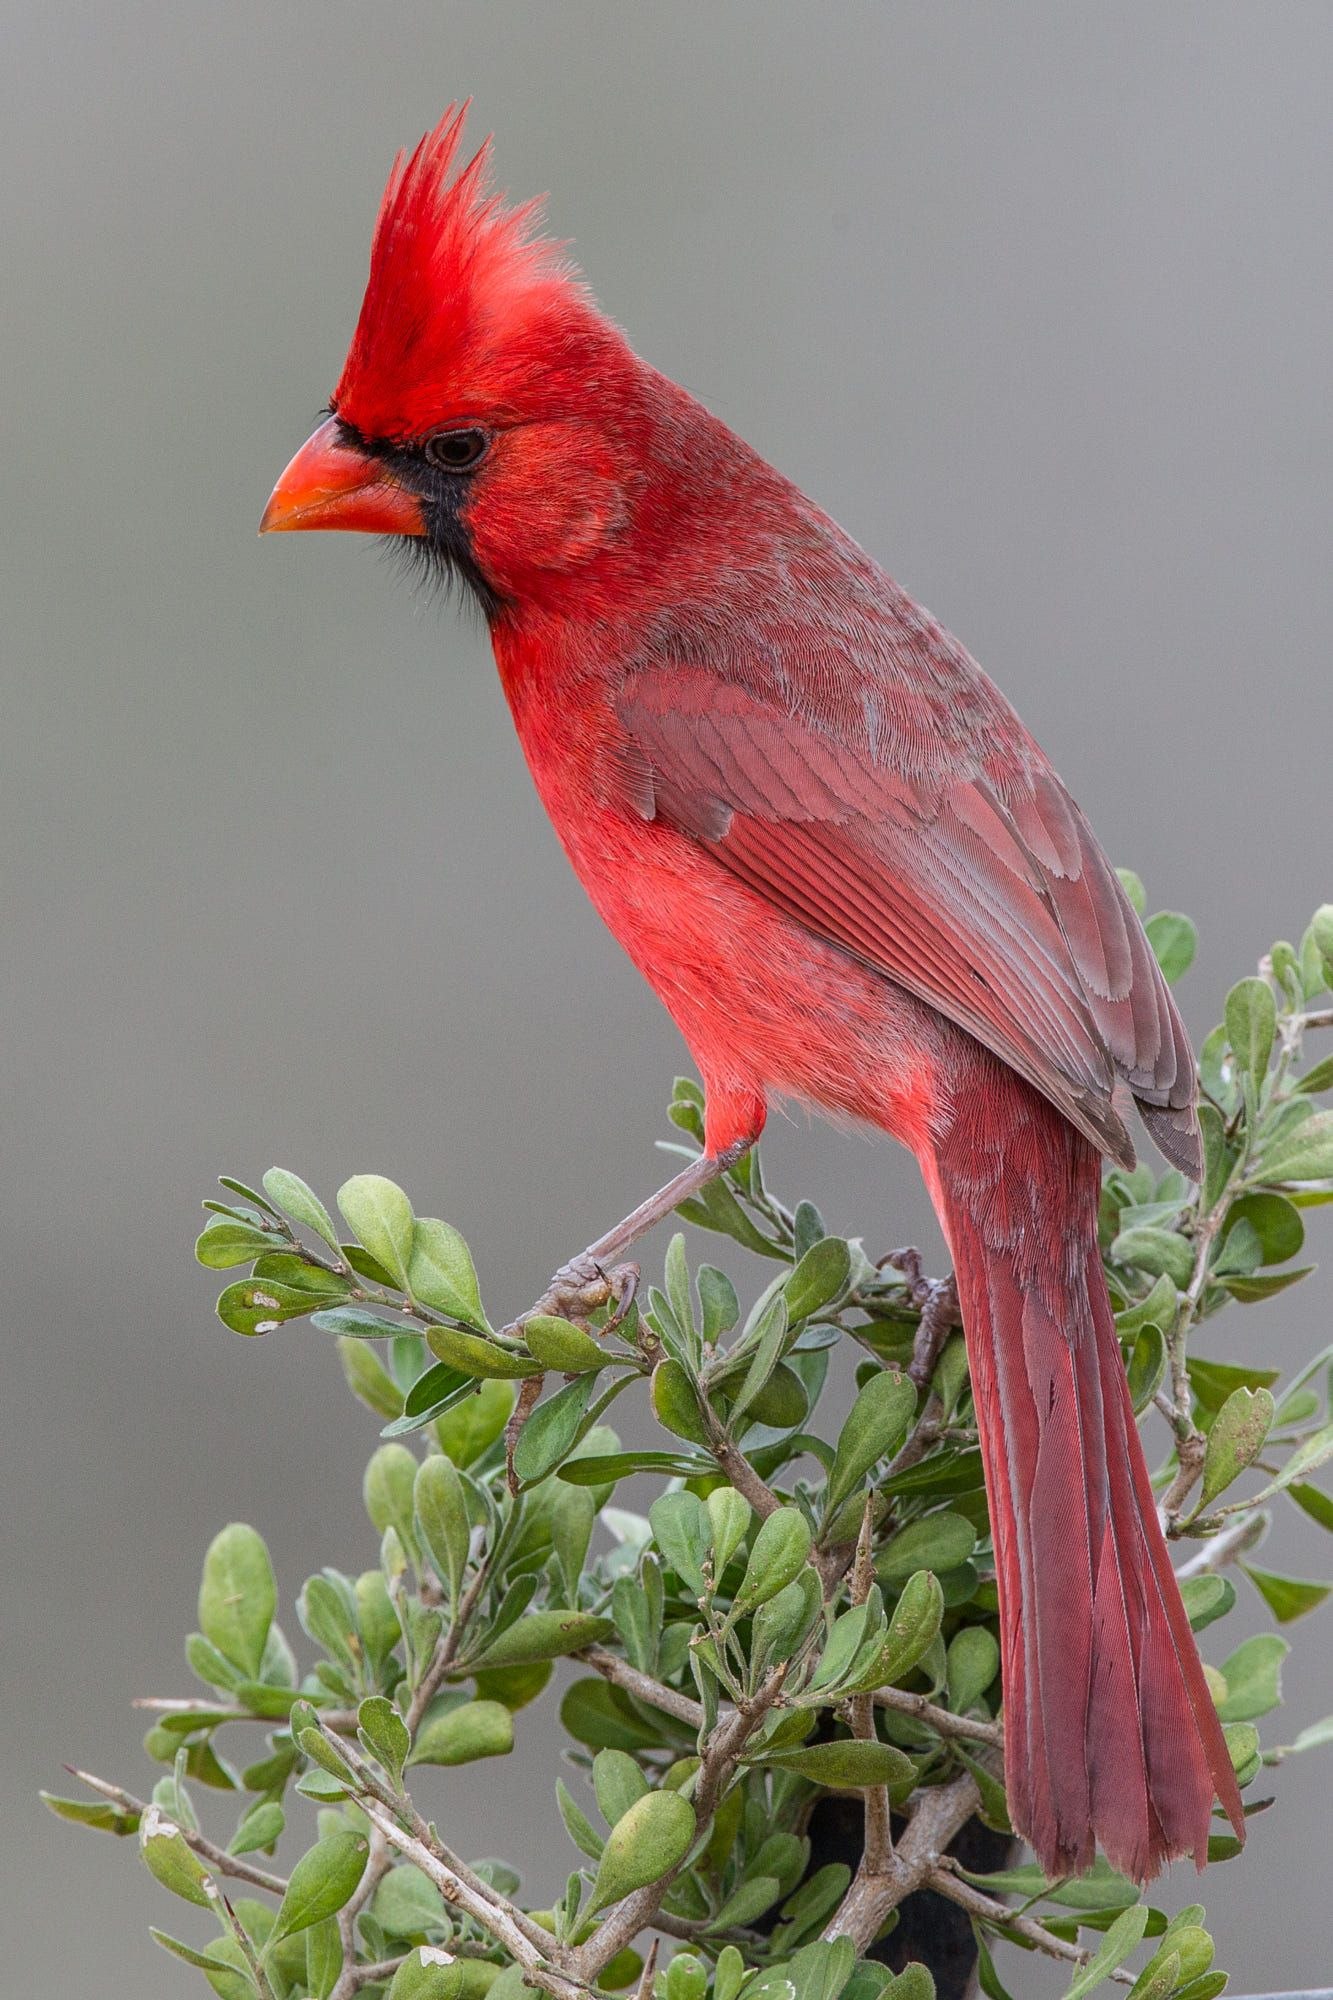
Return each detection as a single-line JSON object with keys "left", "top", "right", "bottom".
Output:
{"left": 549, "top": 795, "right": 944, "bottom": 1157}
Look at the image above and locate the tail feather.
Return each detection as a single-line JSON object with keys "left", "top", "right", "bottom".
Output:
{"left": 926, "top": 1065, "right": 1243, "bottom": 1882}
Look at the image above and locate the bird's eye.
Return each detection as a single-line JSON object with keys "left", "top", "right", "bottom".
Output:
{"left": 424, "top": 428, "right": 490, "bottom": 472}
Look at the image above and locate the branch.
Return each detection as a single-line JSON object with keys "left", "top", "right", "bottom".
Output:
{"left": 928, "top": 1866, "right": 1134, "bottom": 1984}
{"left": 848, "top": 1510, "right": 892, "bottom": 1874}
{"left": 825, "top": 1767, "right": 980, "bottom": 1950}
{"left": 578, "top": 1647, "right": 709, "bottom": 1729}
{"left": 65, "top": 1769, "right": 286, "bottom": 1897}
{"left": 570, "top": 1662, "right": 793, "bottom": 1982}
{"left": 1173, "top": 1509, "right": 1269, "bottom": 1577}
{"left": 357, "top": 1803, "right": 588, "bottom": 2000}
{"left": 871, "top": 1686, "right": 1003, "bottom": 1749}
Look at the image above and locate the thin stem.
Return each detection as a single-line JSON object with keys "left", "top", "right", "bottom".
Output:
{"left": 928, "top": 1867, "right": 1134, "bottom": 1984}
{"left": 65, "top": 1769, "right": 286, "bottom": 1897}
{"left": 849, "top": 1507, "right": 892, "bottom": 1873}
{"left": 578, "top": 1647, "right": 709, "bottom": 1729}
{"left": 825, "top": 1768, "right": 980, "bottom": 1950}
{"left": 356, "top": 1803, "right": 587, "bottom": 2000}
{"left": 871, "top": 1686, "right": 1003, "bottom": 1749}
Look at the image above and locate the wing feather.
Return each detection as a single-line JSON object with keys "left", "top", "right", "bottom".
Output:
{"left": 615, "top": 660, "right": 1198, "bottom": 1173}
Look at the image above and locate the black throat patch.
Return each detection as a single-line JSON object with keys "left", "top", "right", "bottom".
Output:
{"left": 332, "top": 417, "right": 506, "bottom": 622}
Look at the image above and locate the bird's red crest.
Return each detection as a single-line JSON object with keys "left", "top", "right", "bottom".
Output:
{"left": 332, "top": 104, "right": 590, "bottom": 441}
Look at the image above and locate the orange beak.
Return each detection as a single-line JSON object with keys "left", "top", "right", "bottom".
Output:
{"left": 259, "top": 417, "right": 425, "bottom": 536}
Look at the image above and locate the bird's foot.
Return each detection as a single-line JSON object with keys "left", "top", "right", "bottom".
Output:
{"left": 877, "top": 1246, "right": 960, "bottom": 1386}
{"left": 505, "top": 1253, "right": 640, "bottom": 1338}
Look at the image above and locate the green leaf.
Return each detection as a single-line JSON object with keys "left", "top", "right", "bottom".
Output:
{"left": 1125, "top": 1952, "right": 1179, "bottom": 2000}
{"left": 1195, "top": 1386, "right": 1274, "bottom": 1512}
{"left": 270, "top": 1831, "right": 370, "bottom": 1942}
{"left": 867, "top": 1569, "right": 944, "bottom": 1688}
{"left": 706, "top": 1486, "right": 752, "bottom": 1573}
{"left": 650, "top": 1491, "right": 712, "bottom": 1596}
{"left": 1225, "top": 975, "right": 1277, "bottom": 1081}
{"left": 784, "top": 1237, "right": 852, "bottom": 1321}
{"left": 415, "top": 1454, "right": 471, "bottom": 1604}
{"left": 745, "top": 1359, "right": 810, "bottom": 1431}
{"left": 217, "top": 1276, "right": 327, "bottom": 1335}
{"left": 1116, "top": 869, "right": 1146, "bottom": 916}
{"left": 1259, "top": 1106, "right": 1333, "bottom": 1182}
{"left": 409, "top": 1216, "right": 491, "bottom": 1330}
{"left": 713, "top": 1875, "right": 783, "bottom": 1929}
{"left": 408, "top": 1699, "right": 513, "bottom": 1766}
{"left": 1110, "top": 1227, "right": 1194, "bottom": 1289}
{"left": 751, "top": 1737, "right": 915, "bottom": 1789}
{"left": 426, "top": 1324, "right": 540, "bottom": 1379}
{"left": 387, "top": 1947, "right": 467, "bottom": 1999}
{"left": 358, "top": 1694, "right": 411, "bottom": 1787}
{"left": 1178, "top": 1573, "right": 1236, "bottom": 1632}
{"left": 559, "top": 1448, "right": 713, "bottom": 1486}
{"left": 652, "top": 1357, "right": 711, "bottom": 1445}
{"left": 154, "top": 1933, "right": 260, "bottom": 2000}
{"left": 41, "top": 1790, "right": 140, "bottom": 1836}
{"left": 364, "top": 1443, "right": 421, "bottom": 1557}
{"left": 1144, "top": 911, "right": 1197, "bottom": 985}
{"left": 1241, "top": 1418, "right": 1333, "bottom": 1504}
{"left": 1242, "top": 1562, "right": 1332, "bottom": 1623}
{"left": 1216, "top": 1632, "right": 1288, "bottom": 1720}
{"left": 199, "top": 1524, "right": 275, "bottom": 1679}
{"left": 1063, "top": 1903, "right": 1150, "bottom": 1999}
{"left": 229, "top": 1801, "right": 284, "bottom": 1855}
{"left": 434, "top": 1376, "right": 514, "bottom": 1467}
{"left": 312, "top": 1304, "right": 403, "bottom": 1340}
{"left": 1220, "top": 1264, "right": 1314, "bottom": 1302}
{"left": 513, "top": 1374, "right": 599, "bottom": 1485}
{"left": 557, "top": 1775, "right": 606, "bottom": 1860}
{"left": 733, "top": 1506, "right": 814, "bottom": 1614}
{"left": 195, "top": 1218, "right": 277, "bottom": 1268}
{"left": 946, "top": 1626, "right": 999, "bottom": 1712}
{"left": 1296, "top": 1050, "right": 1333, "bottom": 1095}
{"left": 1114, "top": 1274, "right": 1179, "bottom": 1340}
{"left": 1289, "top": 1713, "right": 1333, "bottom": 1754}
{"left": 1123, "top": 1323, "right": 1168, "bottom": 1414}
{"left": 878, "top": 1968, "right": 934, "bottom": 2000}
{"left": 561, "top": 1677, "right": 664, "bottom": 1753}
{"left": 1289, "top": 1480, "right": 1333, "bottom": 1530}
{"left": 306, "top": 1917, "right": 344, "bottom": 1999}
{"left": 876, "top": 1512, "right": 977, "bottom": 1588}
{"left": 262, "top": 1168, "right": 341, "bottom": 1251}
{"left": 469, "top": 1610, "right": 614, "bottom": 1671}
{"left": 587, "top": 1789, "right": 697, "bottom": 1912}
{"left": 1221, "top": 1191, "right": 1305, "bottom": 1265}
{"left": 826, "top": 1370, "right": 918, "bottom": 1517}
{"left": 337, "top": 1174, "right": 415, "bottom": 1289}
{"left": 523, "top": 1314, "right": 607, "bottom": 1372}
{"left": 593, "top": 1747, "right": 650, "bottom": 1826}
{"left": 139, "top": 1804, "right": 213, "bottom": 1906}
{"left": 752, "top": 1574, "right": 823, "bottom": 1675}
{"left": 1186, "top": 1355, "right": 1281, "bottom": 1413}
{"left": 339, "top": 1337, "right": 405, "bottom": 1419}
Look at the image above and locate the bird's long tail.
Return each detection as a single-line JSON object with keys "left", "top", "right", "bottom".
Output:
{"left": 922, "top": 1060, "right": 1244, "bottom": 1882}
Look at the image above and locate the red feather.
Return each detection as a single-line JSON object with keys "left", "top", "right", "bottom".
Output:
{"left": 285, "top": 105, "right": 1245, "bottom": 1881}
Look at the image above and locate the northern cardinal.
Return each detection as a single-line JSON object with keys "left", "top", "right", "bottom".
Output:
{"left": 262, "top": 107, "right": 1242, "bottom": 1882}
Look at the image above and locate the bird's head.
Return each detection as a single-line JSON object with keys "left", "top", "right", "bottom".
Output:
{"left": 261, "top": 105, "right": 640, "bottom": 613}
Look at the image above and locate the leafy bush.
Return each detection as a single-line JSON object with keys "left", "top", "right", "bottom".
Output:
{"left": 47, "top": 889, "right": 1333, "bottom": 2000}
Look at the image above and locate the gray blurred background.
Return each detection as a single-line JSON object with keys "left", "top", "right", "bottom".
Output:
{"left": 5, "top": 3, "right": 1331, "bottom": 1991}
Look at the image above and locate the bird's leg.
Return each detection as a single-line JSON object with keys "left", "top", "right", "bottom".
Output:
{"left": 510, "top": 1139, "right": 752, "bottom": 1332}
{"left": 877, "top": 1246, "right": 960, "bottom": 1386}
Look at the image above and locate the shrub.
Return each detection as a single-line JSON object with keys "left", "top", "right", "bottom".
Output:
{"left": 47, "top": 888, "right": 1333, "bottom": 1999}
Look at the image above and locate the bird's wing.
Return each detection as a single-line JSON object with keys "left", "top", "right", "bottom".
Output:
{"left": 613, "top": 662, "right": 1198, "bottom": 1172}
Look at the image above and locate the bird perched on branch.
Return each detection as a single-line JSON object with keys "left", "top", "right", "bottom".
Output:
{"left": 262, "top": 105, "right": 1243, "bottom": 1882}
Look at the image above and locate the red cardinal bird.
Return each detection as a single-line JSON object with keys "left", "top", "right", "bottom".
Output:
{"left": 262, "top": 107, "right": 1242, "bottom": 1882}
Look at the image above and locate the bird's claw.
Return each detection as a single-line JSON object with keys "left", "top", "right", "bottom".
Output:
{"left": 505, "top": 1255, "right": 640, "bottom": 1338}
